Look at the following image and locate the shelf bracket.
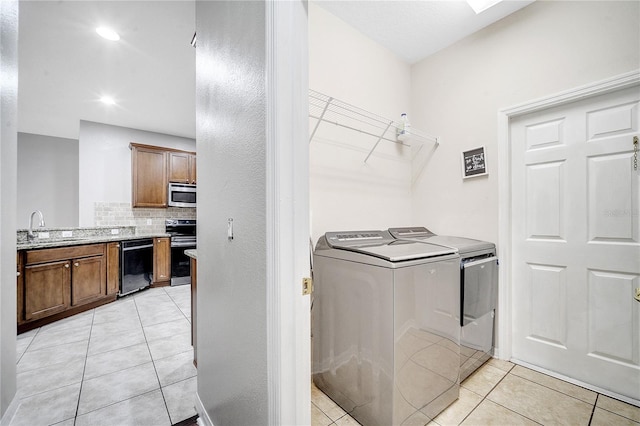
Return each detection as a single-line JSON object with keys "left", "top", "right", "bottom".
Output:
{"left": 309, "top": 97, "right": 332, "bottom": 143}
{"left": 364, "top": 121, "right": 393, "bottom": 163}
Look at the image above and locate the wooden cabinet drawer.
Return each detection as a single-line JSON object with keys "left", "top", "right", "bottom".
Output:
{"left": 25, "top": 244, "right": 105, "bottom": 265}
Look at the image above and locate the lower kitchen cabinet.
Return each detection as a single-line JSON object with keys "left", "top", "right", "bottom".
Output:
{"left": 70, "top": 255, "right": 106, "bottom": 306}
{"left": 106, "top": 242, "right": 120, "bottom": 295}
{"left": 18, "top": 243, "right": 117, "bottom": 332}
{"left": 153, "top": 237, "right": 171, "bottom": 286}
{"left": 17, "top": 252, "right": 24, "bottom": 324}
{"left": 24, "top": 259, "right": 71, "bottom": 321}
{"left": 191, "top": 257, "right": 197, "bottom": 367}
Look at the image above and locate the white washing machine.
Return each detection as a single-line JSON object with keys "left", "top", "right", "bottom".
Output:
{"left": 389, "top": 227, "right": 498, "bottom": 381}
{"left": 312, "top": 230, "right": 461, "bottom": 426}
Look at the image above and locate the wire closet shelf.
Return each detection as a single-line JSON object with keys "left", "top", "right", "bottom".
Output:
{"left": 309, "top": 89, "right": 439, "bottom": 162}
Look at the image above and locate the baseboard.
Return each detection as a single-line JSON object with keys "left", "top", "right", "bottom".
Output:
{"left": 195, "top": 391, "right": 214, "bottom": 426}
{"left": 0, "top": 393, "right": 21, "bottom": 426}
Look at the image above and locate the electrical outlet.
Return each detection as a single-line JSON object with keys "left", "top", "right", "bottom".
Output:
{"left": 146, "top": 219, "right": 152, "bottom": 225}
{"left": 111, "top": 229, "right": 119, "bottom": 235}
{"left": 38, "top": 232, "right": 50, "bottom": 239}
{"left": 62, "top": 231, "right": 73, "bottom": 238}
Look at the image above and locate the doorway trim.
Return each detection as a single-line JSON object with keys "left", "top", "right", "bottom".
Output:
{"left": 496, "top": 69, "right": 640, "bottom": 361}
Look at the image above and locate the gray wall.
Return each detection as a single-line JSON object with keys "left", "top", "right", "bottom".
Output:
{"left": 195, "top": 1, "right": 268, "bottom": 424}
{"left": 17, "top": 133, "right": 79, "bottom": 228}
{"left": 0, "top": 0, "right": 18, "bottom": 420}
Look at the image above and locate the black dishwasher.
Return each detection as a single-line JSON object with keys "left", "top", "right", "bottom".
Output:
{"left": 120, "top": 238, "right": 153, "bottom": 296}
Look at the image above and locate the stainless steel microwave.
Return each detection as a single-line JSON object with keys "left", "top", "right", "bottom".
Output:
{"left": 168, "top": 183, "right": 196, "bottom": 208}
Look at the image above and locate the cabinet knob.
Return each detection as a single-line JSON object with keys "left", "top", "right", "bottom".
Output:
{"left": 74, "top": 262, "right": 79, "bottom": 267}
{"left": 65, "top": 264, "right": 70, "bottom": 268}
{"left": 16, "top": 271, "right": 21, "bottom": 277}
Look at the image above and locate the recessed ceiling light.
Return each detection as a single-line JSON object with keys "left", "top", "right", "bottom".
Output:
{"left": 466, "top": 0, "right": 503, "bottom": 14}
{"left": 96, "top": 26, "right": 120, "bottom": 41}
{"left": 100, "top": 96, "right": 116, "bottom": 105}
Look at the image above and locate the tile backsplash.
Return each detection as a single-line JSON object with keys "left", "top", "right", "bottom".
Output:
{"left": 94, "top": 202, "right": 196, "bottom": 234}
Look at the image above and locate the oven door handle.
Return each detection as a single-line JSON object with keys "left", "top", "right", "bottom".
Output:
{"left": 171, "top": 241, "right": 197, "bottom": 248}
{"left": 122, "top": 244, "right": 154, "bottom": 251}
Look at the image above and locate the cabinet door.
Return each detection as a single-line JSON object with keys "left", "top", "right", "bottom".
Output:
{"left": 24, "top": 260, "right": 71, "bottom": 321}
{"left": 189, "top": 154, "right": 197, "bottom": 184}
{"left": 131, "top": 145, "right": 167, "bottom": 207}
{"left": 153, "top": 237, "right": 171, "bottom": 284}
{"left": 17, "top": 252, "right": 24, "bottom": 323}
{"left": 71, "top": 255, "right": 106, "bottom": 307}
{"left": 106, "top": 242, "right": 120, "bottom": 295}
{"left": 168, "top": 152, "right": 191, "bottom": 184}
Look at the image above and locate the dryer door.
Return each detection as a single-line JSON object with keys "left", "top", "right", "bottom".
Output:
{"left": 461, "top": 256, "right": 498, "bottom": 326}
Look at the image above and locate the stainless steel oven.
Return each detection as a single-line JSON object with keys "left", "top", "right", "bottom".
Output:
{"left": 165, "top": 219, "right": 196, "bottom": 286}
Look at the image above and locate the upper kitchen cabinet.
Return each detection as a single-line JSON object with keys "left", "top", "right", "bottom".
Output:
{"left": 131, "top": 143, "right": 168, "bottom": 208}
{"left": 131, "top": 143, "right": 197, "bottom": 208}
{"left": 168, "top": 151, "right": 197, "bottom": 184}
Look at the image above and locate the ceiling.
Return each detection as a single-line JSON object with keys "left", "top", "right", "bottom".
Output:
{"left": 18, "top": 0, "right": 532, "bottom": 141}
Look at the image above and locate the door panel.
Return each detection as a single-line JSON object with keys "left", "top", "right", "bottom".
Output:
{"left": 588, "top": 153, "right": 639, "bottom": 242}
{"left": 527, "top": 263, "right": 567, "bottom": 348}
{"left": 587, "top": 270, "right": 639, "bottom": 365}
{"left": 511, "top": 85, "right": 640, "bottom": 402}
{"left": 526, "top": 162, "right": 566, "bottom": 240}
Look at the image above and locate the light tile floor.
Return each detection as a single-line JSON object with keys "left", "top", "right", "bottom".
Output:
{"left": 11, "top": 286, "right": 197, "bottom": 426}
{"left": 312, "top": 358, "right": 640, "bottom": 426}
{"left": 11, "top": 287, "right": 640, "bottom": 426}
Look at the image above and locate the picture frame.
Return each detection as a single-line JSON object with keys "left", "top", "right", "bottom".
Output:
{"left": 461, "top": 146, "right": 488, "bottom": 179}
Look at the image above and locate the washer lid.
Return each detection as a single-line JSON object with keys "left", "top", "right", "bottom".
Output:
{"left": 389, "top": 227, "right": 495, "bottom": 253}
{"left": 325, "top": 230, "right": 457, "bottom": 262}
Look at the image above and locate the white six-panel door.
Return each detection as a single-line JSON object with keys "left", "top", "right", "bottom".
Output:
{"left": 510, "top": 85, "right": 640, "bottom": 403}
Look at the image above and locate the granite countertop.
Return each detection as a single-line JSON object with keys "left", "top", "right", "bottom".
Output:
{"left": 17, "top": 233, "right": 171, "bottom": 250}
{"left": 185, "top": 249, "right": 197, "bottom": 259}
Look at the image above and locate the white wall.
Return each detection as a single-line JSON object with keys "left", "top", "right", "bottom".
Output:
{"left": 78, "top": 120, "right": 195, "bottom": 226}
{"left": 17, "top": 133, "right": 78, "bottom": 228}
{"left": 309, "top": 2, "right": 413, "bottom": 242}
{"left": 0, "top": 0, "right": 18, "bottom": 420}
{"left": 410, "top": 0, "right": 640, "bottom": 244}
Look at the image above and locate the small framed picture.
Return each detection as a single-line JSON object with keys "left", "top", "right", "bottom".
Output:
{"left": 461, "top": 146, "right": 488, "bottom": 179}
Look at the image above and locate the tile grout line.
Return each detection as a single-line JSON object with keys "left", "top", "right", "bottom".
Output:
{"left": 73, "top": 307, "right": 96, "bottom": 425}
{"left": 135, "top": 287, "right": 174, "bottom": 425}
{"left": 587, "top": 394, "right": 599, "bottom": 425}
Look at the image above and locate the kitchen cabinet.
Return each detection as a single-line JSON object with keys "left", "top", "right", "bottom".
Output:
{"left": 70, "top": 255, "right": 106, "bottom": 307}
{"left": 191, "top": 257, "right": 197, "bottom": 367}
{"left": 24, "top": 260, "right": 71, "bottom": 321}
{"left": 106, "top": 242, "right": 120, "bottom": 295}
{"left": 131, "top": 143, "right": 197, "bottom": 209}
{"left": 17, "top": 253, "right": 24, "bottom": 324}
{"left": 168, "top": 151, "right": 197, "bottom": 184}
{"left": 131, "top": 143, "right": 168, "bottom": 208}
{"left": 19, "top": 243, "right": 116, "bottom": 332}
{"left": 153, "top": 237, "right": 171, "bottom": 285}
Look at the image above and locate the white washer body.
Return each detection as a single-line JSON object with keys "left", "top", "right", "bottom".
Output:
{"left": 312, "top": 231, "right": 461, "bottom": 426}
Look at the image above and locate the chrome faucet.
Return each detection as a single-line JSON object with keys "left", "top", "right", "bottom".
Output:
{"left": 28, "top": 210, "right": 46, "bottom": 239}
